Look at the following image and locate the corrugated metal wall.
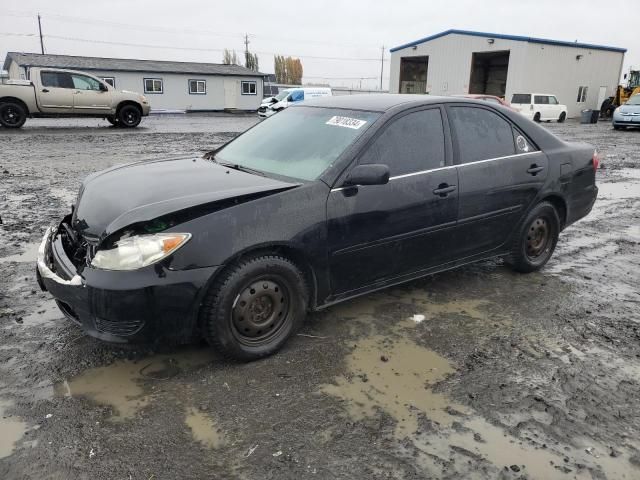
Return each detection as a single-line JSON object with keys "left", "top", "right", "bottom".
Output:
{"left": 389, "top": 33, "right": 624, "bottom": 118}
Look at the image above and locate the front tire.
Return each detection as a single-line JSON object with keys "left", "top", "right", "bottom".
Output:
{"left": 0, "top": 102, "right": 27, "bottom": 128}
{"left": 117, "top": 105, "right": 142, "bottom": 128}
{"left": 533, "top": 112, "right": 541, "bottom": 123}
{"left": 558, "top": 112, "right": 566, "bottom": 123}
{"left": 200, "top": 255, "right": 308, "bottom": 361}
{"left": 507, "top": 202, "right": 560, "bottom": 273}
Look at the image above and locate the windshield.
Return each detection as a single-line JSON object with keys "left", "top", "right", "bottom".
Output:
{"left": 217, "top": 106, "right": 380, "bottom": 181}
{"left": 626, "top": 95, "right": 640, "bottom": 105}
{"left": 275, "top": 90, "right": 291, "bottom": 101}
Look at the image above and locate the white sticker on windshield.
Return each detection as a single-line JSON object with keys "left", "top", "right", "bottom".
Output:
{"left": 326, "top": 116, "right": 367, "bottom": 129}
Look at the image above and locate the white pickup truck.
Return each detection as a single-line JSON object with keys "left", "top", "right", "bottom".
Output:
{"left": 0, "top": 67, "right": 150, "bottom": 128}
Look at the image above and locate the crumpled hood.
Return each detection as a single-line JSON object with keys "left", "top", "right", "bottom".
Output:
{"left": 72, "top": 156, "right": 298, "bottom": 241}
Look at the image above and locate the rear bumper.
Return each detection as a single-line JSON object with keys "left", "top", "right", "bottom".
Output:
{"left": 566, "top": 184, "right": 598, "bottom": 228}
{"left": 36, "top": 226, "right": 218, "bottom": 344}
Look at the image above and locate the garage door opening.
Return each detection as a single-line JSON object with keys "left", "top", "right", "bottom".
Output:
{"left": 399, "top": 56, "right": 428, "bottom": 94}
{"left": 469, "top": 50, "right": 510, "bottom": 97}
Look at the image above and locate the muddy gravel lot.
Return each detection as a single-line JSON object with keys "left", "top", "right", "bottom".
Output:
{"left": 1, "top": 114, "right": 639, "bottom": 480}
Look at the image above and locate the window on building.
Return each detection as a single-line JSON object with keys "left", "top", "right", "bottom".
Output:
{"left": 189, "top": 79, "right": 206, "bottom": 94}
{"left": 448, "top": 106, "right": 516, "bottom": 164}
{"left": 101, "top": 77, "right": 115, "bottom": 88}
{"left": 144, "top": 78, "right": 163, "bottom": 94}
{"left": 241, "top": 81, "right": 257, "bottom": 95}
{"left": 577, "top": 86, "right": 588, "bottom": 103}
{"left": 360, "top": 108, "right": 446, "bottom": 176}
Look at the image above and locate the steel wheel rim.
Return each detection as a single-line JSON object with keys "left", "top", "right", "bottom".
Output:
{"left": 231, "top": 278, "right": 290, "bottom": 346}
{"left": 2, "top": 106, "right": 20, "bottom": 126}
{"left": 526, "top": 217, "right": 550, "bottom": 259}
{"left": 123, "top": 110, "right": 137, "bottom": 125}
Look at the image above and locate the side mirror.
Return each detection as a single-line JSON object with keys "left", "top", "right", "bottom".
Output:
{"left": 345, "top": 164, "right": 390, "bottom": 186}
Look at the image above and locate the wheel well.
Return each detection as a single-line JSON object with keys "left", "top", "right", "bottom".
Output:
{"left": 116, "top": 101, "right": 142, "bottom": 115}
{"left": 541, "top": 195, "right": 567, "bottom": 229}
{"left": 213, "top": 245, "right": 318, "bottom": 308}
{"left": 0, "top": 97, "right": 29, "bottom": 114}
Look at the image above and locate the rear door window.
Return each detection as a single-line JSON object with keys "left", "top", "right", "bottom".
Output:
{"left": 511, "top": 94, "right": 531, "bottom": 104}
{"left": 360, "top": 108, "right": 446, "bottom": 176}
{"left": 448, "top": 106, "right": 516, "bottom": 163}
{"left": 534, "top": 95, "right": 548, "bottom": 105}
{"left": 40, "top": 72, "right": 73, "bottom": 89}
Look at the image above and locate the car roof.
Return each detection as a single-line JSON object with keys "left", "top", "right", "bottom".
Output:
{"left": 298, "top": 94, "right": 456, "bottom": 112}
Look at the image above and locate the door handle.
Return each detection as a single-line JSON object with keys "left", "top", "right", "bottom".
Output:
{"left": 42, "top": 88, "right": 49, "bottom": 93}
{"left": 433, "top": 183, "right": 457, "bottom": 197}
{"left": 526, "top": 164, "right": 545, "bottom": 175}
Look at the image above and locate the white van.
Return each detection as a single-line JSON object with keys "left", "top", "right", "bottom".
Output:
{"left": 258, "top": 87, "right": 332, "bottom": 117}
{"left": 511, "top": 93, "right": 568, "bottom": 123}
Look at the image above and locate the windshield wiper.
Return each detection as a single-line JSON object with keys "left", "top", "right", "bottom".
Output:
{"left": 216, "top": 161, "right": 267, "bottom": 177}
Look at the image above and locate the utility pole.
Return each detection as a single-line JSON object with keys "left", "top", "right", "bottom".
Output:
{"left": 37, "top": 13, "right": 45, "bottom": 54}
{"left": 244, "top": 33, "right": 250, "bottom": 68}
{"left": 380, "top": 45, "right": 384, "bottom": 90}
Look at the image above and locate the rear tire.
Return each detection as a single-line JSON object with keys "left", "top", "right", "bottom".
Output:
{"left": 0, "top": 102, "right": 27, "bottom": 128}
{"left": 533, "top": 112, "right": 541, "bottom": 123}
{"left": 506, "top": 202, "right": 560, "bottom": 273}
{"left": 558, "top": 112, "right": 566, "bottom": 123}
{"left": 117, "top": 104, "right": 142, "bottom": 128}
{"left": 200, "top": 255, "right": 308, "bottom": 361}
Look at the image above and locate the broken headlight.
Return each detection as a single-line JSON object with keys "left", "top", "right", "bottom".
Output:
{"left": 90, "top": 233, "right": 191, "bottom": 271}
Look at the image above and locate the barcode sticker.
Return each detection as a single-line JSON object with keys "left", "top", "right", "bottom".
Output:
{"left": 326, "top": 116, "right": 367, "bottom": 129}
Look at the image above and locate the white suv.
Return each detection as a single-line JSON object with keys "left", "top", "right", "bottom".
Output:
{"left": 511, "top": 93, "right": 567, "bottom": 123}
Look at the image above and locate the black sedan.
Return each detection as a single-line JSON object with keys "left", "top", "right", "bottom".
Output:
{"left": 37, "top": 95, "right": 598, "bottom": 361}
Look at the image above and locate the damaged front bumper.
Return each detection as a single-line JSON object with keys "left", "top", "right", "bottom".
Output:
{"left": 36, "top": 224, "right": 218, "bottom": 344}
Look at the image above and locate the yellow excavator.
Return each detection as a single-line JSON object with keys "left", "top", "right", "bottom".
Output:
{"left": 601, "top": 69, "right": 640, "bottom": 117}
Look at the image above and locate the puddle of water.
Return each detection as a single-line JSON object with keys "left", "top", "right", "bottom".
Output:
{"left": 185, "top": 407, "right": 225, "bottom": 449}
{"left": 0, "top": 399, "right": 27, "bottom": 459}
{"left": 21, "top": 301, "right": 63, "bottom": 326}
{"left": 55, "top": 347, "right": 215, "bottom": 421}
{"left": 597, "top": 175, "right": 640, "bottom": 200}
{"left": 321, "top": 309, "right": 638, "bottom": 479}
{"left": 322, "top": 333, "right": 458, "bottom": 437}
{"left": 0, "top": 242, "right": 40, "bottom": 263}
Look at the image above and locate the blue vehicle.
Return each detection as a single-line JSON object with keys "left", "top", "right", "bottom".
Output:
{"left": 613, "top": 94, "right": 640, "bottom": 130}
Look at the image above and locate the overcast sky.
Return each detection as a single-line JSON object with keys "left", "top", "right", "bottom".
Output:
{"left": 1, "top": 0, "right": 637, "bottom": 90}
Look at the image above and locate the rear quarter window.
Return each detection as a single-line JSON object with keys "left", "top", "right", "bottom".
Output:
{"left": 511, "top": 94, "right": 531, "bottom": 104}
{"left": 449, "top": 106, "right": 516, "bottom": 163}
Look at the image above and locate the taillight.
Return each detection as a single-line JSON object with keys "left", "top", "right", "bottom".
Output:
{"left": 592, "top": 150, "right": 600, "bottom": 172}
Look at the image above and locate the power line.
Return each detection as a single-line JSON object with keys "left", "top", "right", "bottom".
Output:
{"left": 4, "top": 11, "right": 380, "bottom": 51}
{"left": 0, "top": 32, "right": 37, "bottom": 37}
{"left": 44, "top": 34, "right": 386, "bottom": 62}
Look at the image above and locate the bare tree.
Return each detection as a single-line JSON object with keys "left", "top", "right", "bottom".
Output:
{"left": 274, "top": 55, "right": 303, "bottom": 84}
{"left": 223, "top": 49, "right": 239, "bottom": 65}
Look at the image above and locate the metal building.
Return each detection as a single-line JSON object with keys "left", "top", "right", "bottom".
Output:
{"left": 389, "top": 30, "right": 626, "bottom": 117}
{"left": 3, "top": 52, "right": 265, "bottom": 112}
